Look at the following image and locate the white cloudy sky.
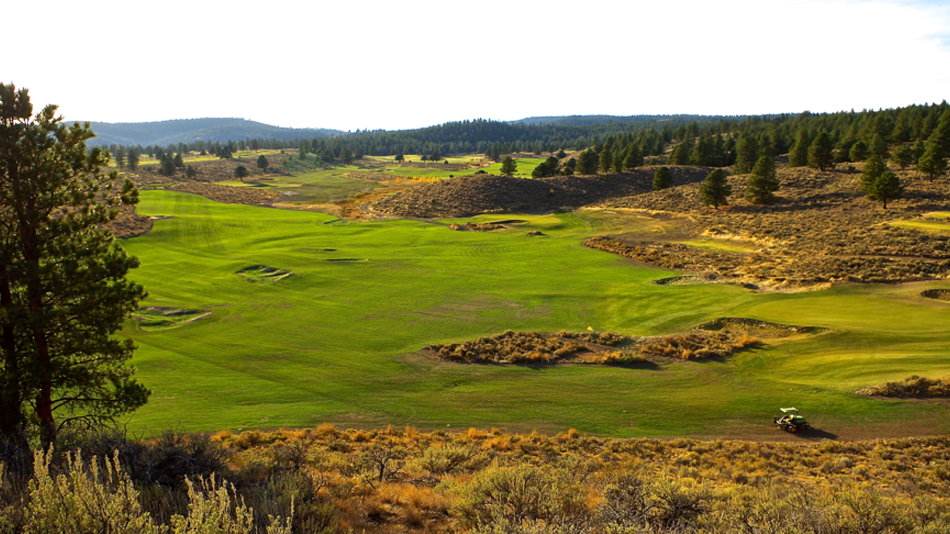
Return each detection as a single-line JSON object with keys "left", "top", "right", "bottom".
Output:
{"left": 6, "top": 0, "right": 950, "bottom": 131}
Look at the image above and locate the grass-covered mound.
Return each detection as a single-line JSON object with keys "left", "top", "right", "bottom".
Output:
{"left": 859, "top": 375, "right": 950, "bottom": 397}
{"left": 371, "top": 168, "right": 711, "bottom": 218}
{"left": 7, "top": 427, "right": 950, "bottom": 534}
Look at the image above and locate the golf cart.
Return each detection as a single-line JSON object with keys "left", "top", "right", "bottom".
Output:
{"left": 773, "top": 407, "right": 811, "bottom": 433}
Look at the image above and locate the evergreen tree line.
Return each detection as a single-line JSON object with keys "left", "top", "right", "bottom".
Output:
{"left": 103, "top": 102, "right": 950, "bottom": 175}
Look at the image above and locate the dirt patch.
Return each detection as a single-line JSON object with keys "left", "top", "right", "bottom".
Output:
{"left": 693, "top": 317, "right": 828, "bottom": 339}
{"left": 236, "top": 265, "right": 293, "bottom": 283}
{"left": 921, "top": 288, "right": 950, "bottom": 301}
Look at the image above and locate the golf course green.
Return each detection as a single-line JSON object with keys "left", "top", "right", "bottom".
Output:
{"left": 120, "top": 190, "right": 950, "bottom": 438}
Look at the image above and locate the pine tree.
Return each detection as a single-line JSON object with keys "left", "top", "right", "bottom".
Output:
{"left": 891, "top": 144, "right": 914, "bottom": 170}
{"left": 860, "top": 155, "right": 888, "bottom": 191}
{"left": 867, "top": 170, "right": 904, "bottom": 209}
{"left": 912, "top": 138, "right": 926, "bottom": 163}
{"left": 733, "top": 134, "right": 759, "bottom": 174}
{"left": 500, "top": 156, "right": 517, "bottom": 176}
{"left": 599, "top": 145, "right": 613, "bottom": 173}
{"left": 234, "top": 165, "right": 249, "bottom": 180}
{"left": 575, "top": 150, "right": 598, "bottom": 175}
{"left": 788, "top": 128, "right": 810, "bottom": 167}
{"left": 849, "top": 140, "right": 869, "bottom": 162}
{"left": 746, "top": 156, "right": 780, "bottom": 204}
{"left": 699, "top": 168, "right": 732, "bottom": 209}
{"left": 613, "top": 150, "right": 624, "bottom": 173}
{"left": 623, "top": 143, "right": 642, "bottom": 169}
{"left": 916, "top": 143, "right": 947, "bottom": 180}
{"left": 869, "top": 133, "right": 888, "bottom": 158}
{"left": 667, "top": 142, "right": 690, "bottom": 166}
{"left": 653, "top": 166, "right": 673, "bottom": 190}
{"left": 127, "top": 148, "right": 139, "bottom": 171}
{"left": 257, "top": 154, "right": 269, "bottom": 172}
{"left": 0, "top": 84, "right": 149, "bottom": 448}
{"left": 807, "top": 132, "right": 834, "bottom": 171}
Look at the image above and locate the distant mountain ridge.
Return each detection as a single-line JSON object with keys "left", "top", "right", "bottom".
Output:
{"left": 83, "top": 118, "right": 342, "bottom": 147}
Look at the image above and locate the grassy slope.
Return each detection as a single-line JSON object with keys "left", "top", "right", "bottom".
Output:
{"left": 121, "top": 191, "right": 950, "bottom": 437}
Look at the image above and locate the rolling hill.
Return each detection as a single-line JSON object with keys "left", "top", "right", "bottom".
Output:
{"left": 83, "top": 118, "right": 341, "bottom": 147}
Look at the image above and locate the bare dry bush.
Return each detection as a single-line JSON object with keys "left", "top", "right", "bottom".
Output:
{"left": 858, "top": 375, "right": 950, "bottom": 397}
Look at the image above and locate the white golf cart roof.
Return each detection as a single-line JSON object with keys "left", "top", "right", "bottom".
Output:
{"left": 780, "top": 407, "right": 799, "bottom": 414}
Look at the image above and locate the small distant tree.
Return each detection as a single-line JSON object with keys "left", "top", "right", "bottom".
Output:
{"left": 699, "top": 168, "right": 732, "bottom": 210}
{"left": 623, "top": 143, "right": 642, "bottom": 169}
{"left": 613, "top": 151, "right": 624, "bottom": 173}
{"left": 807, "top": 132, "right": 834, "bottom": 171}
{"left": 891, "top": 144, "right": 914, "bottom": 170}
{"left": 733, "top": 134, "right": 759, "bottom": 174}
{"left": 912, "top": 138, "right": 926, "bottom": 163}
{"left": 653, "top": 166, "right": 673, "bottom": 190}
{"left": 849, "top": 140, "right": 869, "bottom": 162}
{"left": 788, "top": 129, "right": 810, "bottom": 167}
{"left": 394, "top": 153, "right": 405, "bottom": 162}
{"left": 341, "top": 148, "right": 353, "bottom": 165}
{"left": 555, "top": 149, "right": 567, "bottom": 159}
{"left": 234, "top": 165, "right": 249, "bottom": 180}
{"left": 599, "top": 145, "right": 613, "bottom": 174}
{"left": 114, "top": 146, "right": 125, "bottom": 168}
{"left": 575, "top": 150, "right": 598, "bottom": 175}
{"left": 667, "top": 142, "right": 690, "bottom": 166}
{"left": 916, "top": 143, "right": 947, "bottom": 180}
{"left": 173, "top": 152, "right": 184, "bottom": 169}
{"left": 127, "top": 148, "right": 139, "bottom": 171}
{"left": 869, "top": 133, "right": 888, "bottom": 158}
{"left": 185, "top": 165, "right": 197, "bottom": 178}
{"left": 867, "top": 170, "right": 904, "bottom": 209}
{"left": 256, "top": 154, "right": 269, "bottom": 172}
{"left": 860, "top": 155, "right": 888, "bottom": 192}
{"left": 430, "top": 148, "right": 442, "bottom": 161}
{"left": 746, "top": 156, "right": 780, "bottom": 204}
{"left": 500, "top": 156, "right": 517, "bottom": 176}
{"left": 158, "top": 156, "right": 176, "bottom": 177}
{"left": 531, "top": 156, "right": 559, "bottom": 178}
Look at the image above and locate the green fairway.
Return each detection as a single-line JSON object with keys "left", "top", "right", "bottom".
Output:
{"left": 891, "top": 219, "right": 950, "bottom": 234}
{"left": 121, "top": 192, "right": 950, "bottom": 438}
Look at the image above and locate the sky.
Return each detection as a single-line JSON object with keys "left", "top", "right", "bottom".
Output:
{"left": 6, "top": 0, "right": 950, "bottom": 132}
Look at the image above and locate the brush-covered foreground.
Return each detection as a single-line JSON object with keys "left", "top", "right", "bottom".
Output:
{"left": 120, "top": 190, "right": 950, "bottom": 439}
{"left": 4, "top": 427, "right": 950, "bottom": 533}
